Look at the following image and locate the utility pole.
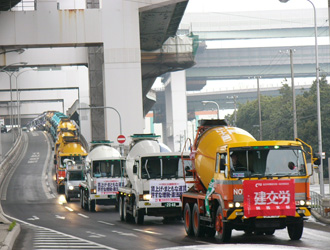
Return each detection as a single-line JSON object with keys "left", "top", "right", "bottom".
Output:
{"left": 290, "top": 49, "right": 298, "bottom": 139}
{"left": 256, "top": 76, "right": 262, "bottom": 140}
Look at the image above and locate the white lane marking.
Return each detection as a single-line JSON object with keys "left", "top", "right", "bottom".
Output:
{"left": 86, "top": 231, "right": 106, "bottom": 238}
{"left": 55, "top": 215, "right": 65, "bottom": 220}
{"left": 112, "top": 230, "right": 138, "bottom": 237}
{"left": 27, "top": 215, "right": 39, "bottom": 221}
{"left": 65, "top": 206, "right": 74, "bottom": 212}
{"left": 5, "top": 211, "right": 117, "bottom": 249}
{"left": 133, "top": 228, "right": 163, "bottom": 235}
{"left": 78, "top": 213, "right": 89, "bottom": 218}
{"left": 98, "top": 220, "right": 115, "bottom": 226}
{"left": 41, "top": 132, "right": 54, "bottom": 199}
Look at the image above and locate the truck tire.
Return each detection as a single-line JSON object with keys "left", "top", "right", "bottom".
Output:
{"left": 134, "top": 200, "right": 144, "bottom": 225}
{"left": 123, "top": 196, "right": 131, "bottom": 222}
{"left": 183, "top": 203, "right": 194, "bottom": 236}
{"left": 119, "top": 196, "right": 124, "bottom": 221}
{"left": 287, "top": 221, "right": 303, "bottom": 240}
{"left": 88, "top": 199, "right": 96, "bottom": 212}
{"left": 192, "top": 203, "right": 204, "bottom": 237}
{"left": 80, "top": 190, "right": 84, "bottom": 208}
{"left": 215, "top": 206, "right": 231, "bottom": 242}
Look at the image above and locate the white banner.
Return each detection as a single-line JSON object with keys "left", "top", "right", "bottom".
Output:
{"left": 149, "top": 180, "right": 187, "bottom": 203}
{"left": 96, "top": 178, "right": 126, "bottom": 195}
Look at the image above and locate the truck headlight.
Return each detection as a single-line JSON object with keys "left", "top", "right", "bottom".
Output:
{"left": 91, "top": 189, "right": 97, "bottom": 194}
{"left": 143, "top": 194, "right": 151, "bottom": 201}
{"left": 69, "top": 185, "right": 74, "bottom": 190}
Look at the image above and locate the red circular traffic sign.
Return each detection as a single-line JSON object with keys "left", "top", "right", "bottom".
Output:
{"left": 117, "top": 135, "right": 126, "bottom": 144}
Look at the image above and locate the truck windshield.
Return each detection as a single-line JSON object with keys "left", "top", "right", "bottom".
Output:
{"left": 141, "top": 156, "right": 192, "bottom": 179}
{"left": 229, "top": 146, "right": 306, "bottom": 178}
{"left": 68, "top": 171, "right": 83, "bottom": 181}
{"left": 93, "top": 160, "right": 125, "bottom": 178}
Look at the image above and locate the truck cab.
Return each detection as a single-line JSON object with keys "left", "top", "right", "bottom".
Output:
{"left": 64, "top": 159, "right": 84, "bottom": 202}
{"left": 79, "top": 141, "right": 126, "bottom": 212}
{"left": 117, "top": 134, "right": 193, "bottom": 224}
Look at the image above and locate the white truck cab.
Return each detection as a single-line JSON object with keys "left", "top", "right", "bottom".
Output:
{"left": 79, "top": 141, "right": 126, "bottom": 212}
{"left": 117, "top": 134, "right": 193, "bottom": 224}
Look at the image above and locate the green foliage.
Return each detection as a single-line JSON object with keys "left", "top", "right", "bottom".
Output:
{"left": 8, "top": 220, "right": 16, "bottom": 231}
{"left": 229, "top": 76, "right": 329, "bottom": 176}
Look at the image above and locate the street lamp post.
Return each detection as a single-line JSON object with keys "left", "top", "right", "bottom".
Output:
{"left": 256, "top": 76, "right": 262, "bottom": 140}
{"left": 14, "top": 68, "right": 37, "bottom": 129}
{"left": 202, "top": 101, "right": 220, "bottom": 119}
{"left": 227, "top": 95, "right": 238, "bottom": 126}
{"left": 78, "top": 106, "right": 123, "bottom": 154}
{"left": 280, "top": 0, "right": 323, "bottom": 195}
{"left": 0, "top": 62, "right": 28, "bottom": 142}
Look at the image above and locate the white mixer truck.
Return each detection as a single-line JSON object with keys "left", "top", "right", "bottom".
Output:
{"left": 117, "top": 134, "right": 193, "bottom": 224}
{"left": 79, "top": 141, "right": 126, "bottom": 212}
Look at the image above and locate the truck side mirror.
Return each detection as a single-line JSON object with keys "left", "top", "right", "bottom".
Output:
{"left": 313, "top": 153, "right": 321, "bottom": 166}
{"left": 133, "top": 165, "right": 137, "bottom": 174}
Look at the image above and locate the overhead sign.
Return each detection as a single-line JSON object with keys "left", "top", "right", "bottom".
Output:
{"left": 117, "top": 135, "right": 126, "bottom": 144}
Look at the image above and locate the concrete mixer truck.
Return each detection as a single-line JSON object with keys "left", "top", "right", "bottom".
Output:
{"left": 117, "top": 134, "right": 193, "bottom": 224}
{"left": 79, "top": 141, "right": 126, "bottom": 212}
{"left": 181, "top": 119, "right": 320, "bottom": 242}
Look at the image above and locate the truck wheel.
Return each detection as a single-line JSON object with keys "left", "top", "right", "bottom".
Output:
{"left": 123, "top": 196, "right": 131, "bottom": 222}
{"left": 119, "top": 196, "right": 124, "bottom": 221}
{"left": 80, "top": 190, "right": 84, "bottom": 209}
{"left": 183, "top": 203, "right": 194, "bottom": 236}
{"left": 134, "top": 200, "right": 144, "bottom": 225}
{"left": 215, "top": 206, "right": 232, "bottom": 242}
{"left": 192, "top": 203, "right": 204, "bottom": 237}
{"left": 88, "top": 199, "right": 96, "bottom": 212}
{"left": 287, "top": 221, "right": 303, "bottom": 240}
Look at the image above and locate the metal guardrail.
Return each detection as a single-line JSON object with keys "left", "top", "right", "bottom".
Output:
{"left": 311, "top": 191, "right": 330, "bottom": 218}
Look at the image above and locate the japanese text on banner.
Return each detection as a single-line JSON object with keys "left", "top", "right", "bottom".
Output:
{"left": 150, "top": 180, "right": 187, "bottom": 203}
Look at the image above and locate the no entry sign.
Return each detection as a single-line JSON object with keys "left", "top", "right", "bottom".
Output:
{"left": 117, "top": 135, "right": 126, "bottom": 144}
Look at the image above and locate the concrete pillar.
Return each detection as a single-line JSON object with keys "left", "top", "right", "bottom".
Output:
{"left": 101, "top": 1, "right": 144, "bottom": 143}
{"left": 164, "top": 71, "right": 188, "bottom": 152}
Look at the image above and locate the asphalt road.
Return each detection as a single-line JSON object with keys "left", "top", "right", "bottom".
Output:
{"left": 1, "top": 131, "right": 330, "bottom": 250}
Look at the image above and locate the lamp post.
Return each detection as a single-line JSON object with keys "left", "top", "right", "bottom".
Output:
{"left": 202, "top": 101, "right": 220, "bottom": 119}
{"left": 14, "top": 68, "right": 37, "bottom": 129}
{"left": 227, "top": 95, "right": 238, "bottom": 126}
{"left": 78, "top": 106, "right": 123, "bottom": 154}
{"left": 280, "top": 0, "right": 323, "bottom": 195}
{"left": 256, "top": 76, "right": 262, "bottom": 140}
{"left": 0, "top": 62, "right": 28, "bottom": 142}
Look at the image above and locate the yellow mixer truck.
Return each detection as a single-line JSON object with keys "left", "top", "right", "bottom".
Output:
{"left": 181, "top": 119, "right": 320, "bottom": 242}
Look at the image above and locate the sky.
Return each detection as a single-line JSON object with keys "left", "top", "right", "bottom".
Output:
{"left": 185, "top": 0, "right": 328, "bottom": 13}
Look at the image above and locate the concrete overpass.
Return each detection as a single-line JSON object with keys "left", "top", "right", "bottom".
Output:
{"left": 0, "top": 0, "right": 195, "bottom": 145}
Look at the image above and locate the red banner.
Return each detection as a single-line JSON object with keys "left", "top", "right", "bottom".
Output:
{"left": 243, "top": 179, "right": 296, "bottom": 218}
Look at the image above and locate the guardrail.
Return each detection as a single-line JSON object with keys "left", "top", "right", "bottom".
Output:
{"left": 0, "top": 130, "right": 25, "bottom": 195}
{"left": 311, "top": 191, "right": 330, "bottom": 218}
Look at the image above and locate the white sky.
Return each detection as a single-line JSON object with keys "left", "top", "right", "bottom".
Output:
{"left": 185, "top": 0, "right": 328, "bottom": 13}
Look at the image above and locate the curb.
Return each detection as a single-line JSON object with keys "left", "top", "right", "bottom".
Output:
{"left": 0, "top": 223, "right": 20, "bottom": 250}
{"left": 311, "top": 210, "right": 330, "bottom": 224}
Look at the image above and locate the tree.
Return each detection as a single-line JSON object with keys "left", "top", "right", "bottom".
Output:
{"left": 228, "top": 76, "right": 330, "bottom": 177}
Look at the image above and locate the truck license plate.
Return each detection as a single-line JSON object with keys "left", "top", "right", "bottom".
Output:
{"left": 164, "top": 202, "right": 176, "bottom": 207}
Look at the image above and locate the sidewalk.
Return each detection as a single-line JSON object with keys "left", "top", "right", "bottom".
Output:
{"left": 0, "top": 212, "right": 20, "bottom": 250}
